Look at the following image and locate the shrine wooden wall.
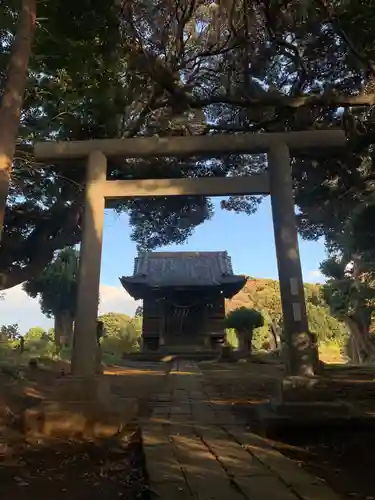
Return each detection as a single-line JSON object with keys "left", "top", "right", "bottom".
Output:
{"left": 203, "top": 296, "right": 225, "bottom": 336}
{"left": 142, "top": 294, "right": 226, "bottom": 342}
{"left": 142, "top": 298, "right": 161, "bottom": 338}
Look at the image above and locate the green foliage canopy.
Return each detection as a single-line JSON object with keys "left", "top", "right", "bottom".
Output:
{"left": 23, "top": 248, "right": 79, "bottom": 319}
{"left": 228, "top": 278, "right": 348, "bottom": 346}
{"left": 225, "top": 307, "right": 264, "bottom": 333}
{"left": 320, "top": 256, "right": 375, "bottom": 335}
{"left": 99, "top": 312, "right": 142, "bottom": 356}
{"left": 0, "top": 324, "right": 19, "bottom": 341}
{"left": 3, "top": 0, "right": 375, "bottom": 290}
{"left": 23, "top": 326, "right": 46, "bottom": 342}
{"left": 22, "top": 326, "right": 56, "bottom": 357}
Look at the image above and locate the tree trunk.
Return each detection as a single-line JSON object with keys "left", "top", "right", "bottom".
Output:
{"left": 237, "top": 329, "right": 253, "bottom": 355}
{"left": 53, "top": 316, "right": 62, "bottom": 349}
{"left": 54, "top": 312, "right": 74, "bottom": 349}
{"left": 269, "top": 320, "right": 280, "bottom": 350}
{"left": 0, "top": 0, "right": 37, "bottom": 239}
{"left": 344, "top": 316, "right": 374, "bottom": 364}
{"left": 346, "top": 334, "right": 362, "bottom": 364}
{"left": 95, "top": 342, "right": 103, "bottom": 374}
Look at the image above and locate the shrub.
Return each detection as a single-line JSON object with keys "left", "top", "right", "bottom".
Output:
{"left": 225, "top": 307, "right": 264, "bottom": 332}
{"left": 225, "top": 307, "right": 264, "bottom": 354}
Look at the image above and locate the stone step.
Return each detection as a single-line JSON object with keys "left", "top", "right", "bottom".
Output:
{"left": 249, "top": 400, "right": 375, "bottom": 438}
{"left": 123, "top": 351, "right": 218, "bottom": 362}
{"left": 160, "top": 348, "right": 218, "bottom": 357}
{"left": 279, "top": 375, "right": 375, "bottom": 402}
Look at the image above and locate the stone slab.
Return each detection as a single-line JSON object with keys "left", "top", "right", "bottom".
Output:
{"left": 213, "top": 410, "right": 239, "bottom": 426}
{"left": 152, "top": 407, "right": 170, "bottom": 419}
{"left": 170, "top": 404, "right": 191, "bottom": 415}
{"left": 172, "top": 433, "right": 227, "bottom": 480}
{"left": 170, "top": 413, "right": 193, "bottom": 425}
{"left": 142, "top": 360, "right": 344, "bottom": 500}
{"left": 171, "top": 432, "right": 258, "bottom": 499}
{"left": 169, "top": 423, "right": 195, "bottom": 436}
{"left": 291, "top": 482, "right": 343, "bottom": 500}
{"left": 201, "top": 432, "right": 272, "bottom": 478}
{"left": 142, "top": 424, "right": 169, "bottom": 446}
{"left": 235, "top": 475, "right": 299, "bottom": 500}
{"left": 191, "top": 403, "right": 217, "bottom": 423}
{"left": 144, "top": 443, "right": 185, "bottom": 483}
{"left": 226, "top": 428, "right": 325, "bottom": 488}
{"left": 173, "top": 434, "right": 244, "bottom": 500}
{"left": 150, "top": 481, "right": 193, "bottom": 499}
{"left": 154, "top": 395, "right": 173, "bottom": 401}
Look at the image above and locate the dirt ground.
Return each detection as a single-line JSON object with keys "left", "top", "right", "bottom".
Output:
{"left": 0, "top": 429, "right": 147, "bottom": 500}
{"left": 201, "top": 359, "right": 375, "bottom": 500}
{"left": 0, "top": 358, "right": 169, "bottom": 500}
{"left": 2, "top": 355, "right": 375, "bottom": 500}
{"left": 275, "top": 427, "right": 375, "bottom": 500}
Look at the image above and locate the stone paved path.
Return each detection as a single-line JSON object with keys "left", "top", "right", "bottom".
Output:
{"left": 141, "top": 360, "right": 342, "bottom": 500}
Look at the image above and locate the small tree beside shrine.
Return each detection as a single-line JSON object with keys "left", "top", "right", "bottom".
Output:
{"left": 225, "top": 307, "right": 264, "bottom": 355}
{"left": 23, "top": 248, "right": 79, "bottom": 349}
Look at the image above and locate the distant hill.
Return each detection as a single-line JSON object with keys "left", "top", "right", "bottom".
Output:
{"left": 226, "top": 278, "right": 347, "bottom": 347}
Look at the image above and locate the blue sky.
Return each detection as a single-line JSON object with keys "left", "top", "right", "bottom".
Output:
{"left": 101, "top": 197, "right": 326, "bottom": 284}
{"left": 0, "top": 196, "right": 326, "bottom": 333}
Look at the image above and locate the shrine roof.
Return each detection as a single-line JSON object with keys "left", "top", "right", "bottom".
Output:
{"left": 120, "top": 251, "right": 247, "bottom": 289}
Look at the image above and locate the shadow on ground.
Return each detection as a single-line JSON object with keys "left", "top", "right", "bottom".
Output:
{"left": 0, "top": 359, "right": 170, "bottom": 500}
{"left": 200, "top": 359, "right": 375, "bottom": 500}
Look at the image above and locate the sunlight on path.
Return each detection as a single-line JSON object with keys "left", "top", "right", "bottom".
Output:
{"left": 141, "top": 360, "right": 342, "bottom": 500}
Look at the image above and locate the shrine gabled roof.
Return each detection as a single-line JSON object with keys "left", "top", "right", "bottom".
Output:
{"left": 124, "top": 251, "right": 242, "bottom": 287}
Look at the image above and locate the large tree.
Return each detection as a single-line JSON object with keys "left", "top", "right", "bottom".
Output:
{"left": 23, "top": 248, "right": 79, "bottom": 348}
{"left": 0, "top": 323, "right": 20, "bottom": 341}
{"left": 0, "top": 0, "right": 126, "bottom": 289}
{"left": 2, "top": 0, "right": 375, "bottom": 291}
{"left": 320, "top": 255, "right": 375, "bottom": 363}
{"left": 290, "top": 0, "right": 375, "bottom": 256}
{"left": 0, "top": 0, "right": 37, "bottom": 241}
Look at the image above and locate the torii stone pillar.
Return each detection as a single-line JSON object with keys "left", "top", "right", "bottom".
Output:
{"left": 159, "top": 299, "right": 166, "bottom": 348}
{"left": 268, "top": 142, "right": 315, "bottom": 376}
{"left": 71, "top": 151, "right": 106, "bottom": 376}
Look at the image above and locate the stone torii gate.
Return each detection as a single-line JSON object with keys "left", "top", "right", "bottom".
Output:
{"left": 34, "top": 130, "right": 346, "bottom": 378}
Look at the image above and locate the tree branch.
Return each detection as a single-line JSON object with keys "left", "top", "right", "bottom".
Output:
{"left": 0, "top": 201, "right": 82, "bottom": 290}
{"left": 316, "top": 0, "right": 375, "bottom": 77}
{"left": 190, "top": 91, "right": 375, "bottom": 110}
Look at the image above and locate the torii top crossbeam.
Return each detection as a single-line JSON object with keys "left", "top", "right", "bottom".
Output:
{"left": 34, "top": 130, "right": 346, "bottom": 161}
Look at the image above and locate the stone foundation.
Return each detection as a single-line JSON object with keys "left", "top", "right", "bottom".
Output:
{"left": 249, "top": 374, "right": 375, "bottom": 437}
{"left": 278, "top": 375, "right": 375, "bottom": 402}
{"left": 250, "top": 400, "right": 373, "bottom": 437}
{"left": 50, "top": 375, "right": 111, "bottom": 403}
{"left": 23, "top": 376, "right": 137, "bottom": 441}
{"left": 23, "top": 398, "right": 137, "bottom": 440}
